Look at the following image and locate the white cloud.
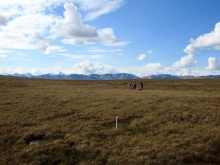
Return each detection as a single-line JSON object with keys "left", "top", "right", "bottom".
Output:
{"left": 192, "top": 68, "right": 220, "bottom": 76}
{"left": 0, "top": 1, "right": 126, "bottom": 51}
{"left": 45, "top": 45, "right": 63, "bottom": 55}
{"left": 35, "top": 41, "right": 49, "bottom": 51}
{"left": 81, "top": 0, "right": 125, "bottom": 21}
{"left": 0, "top": 14, "right": 8, "bottom": 26}
{"left": 55, "top": 3, "right": 99, "bottom": 46}
{"left": 135, "top": 63, "right": 164, "bottom": 77}
{"left": 148, "top": 50, "right": 153, "bottom": 54}
{"left": 137, "top": 54, "right": 146, "bottom": 61}
{"left": 98, "top": 28, "right": 129, "bottom": 46}
{"left": 172, "top": 54, "right": 197, "bottom": 69}
{"left": 69, "top": 59, "right": 116, "bottom": 75}
{"left": 118, "top": 63, "right": 164, "bottom": 77}
{"left": 160, "top": 54, "right": 197, "bottom": 75}
{"left": 0, "top": 0, "right": 125, "bottom": 21}
{"left": 206, "top": 57, "right": 220, "bottom": 70}
{"left": 0, "top": 12, "right": 57, "bottom": 50}
{"left": 0, "top": 59, "right": 116, "bottom": 76}
{"left": 0, "top": 68, "right": 53, "bottom": 76}
{"left": 0, "top": 31, "right": 35, "bottom": 50}
{"left": 0, "top": 55, "right": 7, "bottom": 58}
{"left": 178, "top": 22, "right": 220, "bottom": 75}
{"left": 183, "top": 44, "right": 197, "bottom": 56}
{"left": 30, "top": 32, "right": 54, "bottom": 42}
{"left": 184, "top": 22, "right": 220, "bottom": 55}
{"left": 3, "top": 57, "right": 220, "bottom": 77}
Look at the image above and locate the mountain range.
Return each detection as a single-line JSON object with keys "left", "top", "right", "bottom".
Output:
{"left": 4, "top": 72, "right": 220, "bottom": 80}
{"left": 7, "top": 73, "right": 140, "bottom": 80}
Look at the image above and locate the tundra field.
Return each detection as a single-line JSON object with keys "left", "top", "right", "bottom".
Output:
{"left": 1, "top": 76, "right": 220, "bottom": 165}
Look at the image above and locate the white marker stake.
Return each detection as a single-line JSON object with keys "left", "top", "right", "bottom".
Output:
{"left": 116, "top": 116, "right": 118, "bottom": 130}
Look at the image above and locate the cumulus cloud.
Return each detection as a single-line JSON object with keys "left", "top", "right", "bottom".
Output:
{"left": 176, "top": 22, "right": 220, "bottom": 75}
{"left": 137, "top": 54, "right": 146, "bottom": 61}
{"left": 184, "top": 22, "right": 220, "bottom": 55}
{"left": 0, "top": 60, "right": 117, "bottom": 76}
{"left": 135, "top": 63, "right": 164, "bottom": 77}
{"left": 0, "top": 14, "right": 8, "bottom": 26}
{"left": 148, "top": 50, "right": 153, "bottom": 54}
{"left": 55, "top": 3, "right": 99, "bottom": 46}
{"left": 172, "top": 55, "right": 197, "bottom": 69}
{"left": 206, "top": 57, "right": 220, "bottom": 70}
{"left": 0, "top": 1, "right": 126, "bottom": 50}
{"left": 0, "top": 68, "right": 53, "bottom": 76}
{"left": 70, "top": 59, "right": 116, "bottom": 75}
{"left": 35, "top": 41, "right": 49, "bottom": 51}
{"left": 167, "top": 54, "right": 197, "bottom": 75}
{"left": 30, "top": 32, "right": 54, "bottom": 42}
{"left": 0, "top": 12, "right": 57, "bottom": 50}
{"left": 0, "top": 32, "right": 35, "bottom": 50}
{"left": 173, "top": 22, "right": 220, "bottom": 75}
{"left": 98, "top": 28, "right": 129, "bottom": 46}
{"left": 183, "top": 44, "right": 197, "bottom": 56}
{"left": 118, "top": 63, "right": 164, "bottom": 77}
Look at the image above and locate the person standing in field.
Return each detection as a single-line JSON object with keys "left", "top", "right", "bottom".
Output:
{"left": 140, "top": 83, "right": 143, "bottom": 89}
{"left": 129, "top": 82, "right": 131, "bottom": 88}
{"left": 134, "top": 83, "right": 136, "bottom": 89}
{"left": 131, "top": 82, "right": 134, "bottom": 88}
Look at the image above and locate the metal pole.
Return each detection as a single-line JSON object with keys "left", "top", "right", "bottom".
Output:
{"left": 116, "top": 116, "right": 118, "bottom": 130}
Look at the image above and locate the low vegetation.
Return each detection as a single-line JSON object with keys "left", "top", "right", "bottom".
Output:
{"left": 1, "top": 76, "right": 220, "bottom": 164}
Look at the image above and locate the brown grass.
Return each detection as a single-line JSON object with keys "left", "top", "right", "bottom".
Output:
{"left": 1, "top": 77, "right": 220, "bottom": 164}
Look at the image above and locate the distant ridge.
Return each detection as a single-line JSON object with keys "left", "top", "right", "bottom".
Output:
{"left": 194, "top": 75, "right": 220, "bottom": 79}
{"left": 143, "top": 74, "right": 195, "bottom": 79}
{"left": 6, "top": 73, "right": 140, "bottom": 80}
{"left": 3, "top": 73, "right": 220, "bottom": 80}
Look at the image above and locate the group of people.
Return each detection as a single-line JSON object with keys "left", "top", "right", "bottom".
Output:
{"left": 129, "top": 82, "right": 143, "bottom": 90}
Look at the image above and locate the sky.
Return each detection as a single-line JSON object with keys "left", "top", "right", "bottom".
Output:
{"left": 1, "top": 0, "right": 220, "bottom": 77}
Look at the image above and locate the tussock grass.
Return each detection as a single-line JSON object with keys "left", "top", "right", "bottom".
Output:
{"left": 1, "top": 78, "right": 220, "bottom": 164}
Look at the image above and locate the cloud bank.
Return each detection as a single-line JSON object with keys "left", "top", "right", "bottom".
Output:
{"left": 0, "top": 0, "right": 128, "bottom": 51}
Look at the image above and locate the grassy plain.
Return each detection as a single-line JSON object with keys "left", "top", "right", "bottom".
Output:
{"left": 1, "top": 76, "right": 220, "bottom": 164}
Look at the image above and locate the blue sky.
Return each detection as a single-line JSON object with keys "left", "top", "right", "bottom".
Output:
{"left": 1, "top": 0, "right": 220, "bottom": 77}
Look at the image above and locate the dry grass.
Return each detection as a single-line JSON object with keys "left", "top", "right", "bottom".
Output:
{"left": 1, "top": 77, "right": 220, "bottom": 164}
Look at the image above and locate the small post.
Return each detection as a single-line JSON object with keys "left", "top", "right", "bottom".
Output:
{"left": 116, "top": 116, "right": 118, "bottom": 130}
{"left": 198, "top": 90, "right": 199, "bottom": 94}
{"left": 78, "top": 89, "right": 80, "bottom": 93}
